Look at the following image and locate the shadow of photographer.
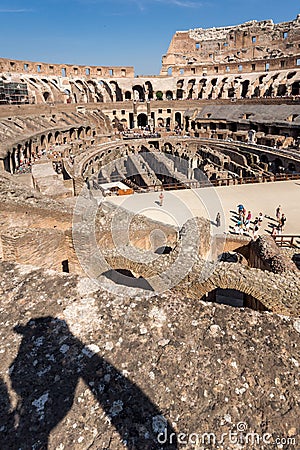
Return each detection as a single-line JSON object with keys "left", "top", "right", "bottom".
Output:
{"left": 0, "top": 316, "right": 177, "bottom": 450}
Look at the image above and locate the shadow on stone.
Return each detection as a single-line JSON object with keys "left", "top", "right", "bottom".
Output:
{"left": 0, "top": 316, "right": 176, "bottom": 449}
{"left": 155, "top": 245, "right": 173, "bottom": 255}
{"left": 103, "top": 269, "right": 154, "bottom": 291}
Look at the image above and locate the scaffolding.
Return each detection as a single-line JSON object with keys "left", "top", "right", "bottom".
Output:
{"left": 0, "top": 80, "right": 29, "bottom": 105}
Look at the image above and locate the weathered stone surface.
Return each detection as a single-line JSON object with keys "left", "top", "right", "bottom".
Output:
{"left": 0, "top": 261, "right": 299, "bottom": 449}
{"left": 251, "top": 235, "right": 298, "bottom": 273}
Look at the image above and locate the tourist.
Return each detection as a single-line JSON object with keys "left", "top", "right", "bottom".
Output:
{"left": 258, "top": 212, "right": 264, "bottom": 225}
{"left": 280, "top": 213, "right": 286, "bottom": 232}
{"left": 245, "top": 219, "right": 251, "bottom": 233}
{"left": 253, "top": 223, "right": 259, "bottom": 239}
{"left": 237, "top": 204, "right": 244, "bottom": 218}
{"left": 276, "top": 205, "right": 281, "bottom": 222}
{"left": 159, "top": 191, "right": 164, "bottom": 207}
{"left": 235, "top": 219, "right": 244, "bottom": 234}
{"left": 271, "top": 225, "right": 278, "bottom": 238}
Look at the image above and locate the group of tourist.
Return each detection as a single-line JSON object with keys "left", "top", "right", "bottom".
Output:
{"left": 232, "top": 205, "right": 263, "bottom": 238}
{"left": 228, "top": 203, "right": 287, "bottom": 239}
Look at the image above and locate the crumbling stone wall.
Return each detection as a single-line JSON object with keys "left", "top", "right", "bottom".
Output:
{"left": 249, "top": 235, "right": 298, "bottom": 273}
{"left": 161, "top": 16, "right": 300, "bottom": 76}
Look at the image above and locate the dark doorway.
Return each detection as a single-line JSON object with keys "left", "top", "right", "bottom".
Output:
{"left": 137, "top": 113, "right": 148, "bottom": 128}
{"left": 62, "top": 260, "right": 69, "bottom": 273}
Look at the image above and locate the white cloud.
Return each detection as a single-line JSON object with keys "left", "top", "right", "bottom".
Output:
{"left": 0, "top": 9, "right": 33, "bottom": 13}
{"left": 155, "top": 0, "right": 204, "bottom": 6}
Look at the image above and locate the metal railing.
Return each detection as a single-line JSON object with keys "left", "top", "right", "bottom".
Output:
{"left": 131, "top": 172, "right": 300, "bottom": 192}
{"left": 274, "top": 235, "right": 300, "bottom": 248}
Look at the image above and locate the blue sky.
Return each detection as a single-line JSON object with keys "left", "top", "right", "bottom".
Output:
{"left": 0, "top": 0, "right": 299, "bottom": 75}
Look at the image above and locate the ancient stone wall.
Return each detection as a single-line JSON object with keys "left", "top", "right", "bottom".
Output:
{"left": 0, "top": 57, "right": 134, "bottom": 78}
{"left": 161, "top": 16, "right": 300, "bottom": 76}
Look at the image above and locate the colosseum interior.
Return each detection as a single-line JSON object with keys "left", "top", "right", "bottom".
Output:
{"left": 0, "top": 15, "right": 299, "bottom": 450}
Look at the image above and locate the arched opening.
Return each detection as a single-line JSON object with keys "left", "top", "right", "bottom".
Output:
{"left": 54, "top": 131, "right": 60, "bottom": 144}
{"left": 241, "top": 80, "right": 250, "bottom": 98}
{"left": 157, "top": 117, "right": 164, "bottom": 128}
{"left": 274, "top": 158, "right": 283, "bottom": 173}
{"left": 187, "top": 79, "right": 196, "bottom": 99}
{"left": 277, "top": 84, "right": 287, "bottom": 97}
{"left": 62, "top": 260, "right": 69, "bottom": 273}
{"left": 121, "top": 118, "right": 128, "bottom": 129}
{"left": 176, "top": 89, "right": 183, "bottom": 100}
{"left": 155, "top": 91, "right": 163, "bottom": 101}
{"left": 185, "top": 117, "right": 189, "bottom": 132}
{"left": 198, "top": 78, "right": 207, "bottom": 99}
{"left": 125, "top": 91, "right": 132, "bottom": 100}
{"left": 166, "top": 90, "right": 173, "bottom": 100}
{"left": 201, "top": 288, "right": 268, "bottom": 311}
{"left": 155, "top": 245, "right": 172, "bottom": 254}
{"left": 175, "top": 112, "right": 182, "bottom": 128}
{"left": 137, "top": 113, "right": 148, "bottom": 128}
{"left": 78, "top": 127, "right": 84, "bottom": 139}
{"left": 133, "top": 85, "right": 145, "bottom": 102}
{"left": 227, "top": 87, "right": 235, "bottom": 98}
{"left": 252, "top": 86, "right": 260, "bottom": 98}
{"left": 110, "top": 81, "right": 123, "bottom": 101}
{"left": 102, "top": 269, "right": 153, "bottom": 290}
{"left": 260, "top": 154, "right": 269, "bottom": 164}
{"left": 145, "top": 81, "right": 153, "bottom": 100}
{"left": 292, "top": 81, "right": 300, "bottom": 96}
{"left": 288, "top": 162, "right": 296, "bottom": 172}
{"left": 166, "top": 117, "right": 171, "bottom": 131}
{"left": 43, "top": 92, "right": 50, "bottom": 102}
{"left": 167, "top": 67, "right": 172, "bottom": 76}
{"left": 41, "top": 135, "right": 46, "bottom": 148}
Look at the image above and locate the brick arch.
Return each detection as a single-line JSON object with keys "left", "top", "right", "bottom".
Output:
{"left": 182, "top": 262, "right": 293, "bottom": 316}
{"left": 105, "top": 255, "right": 158, "bottom": 279}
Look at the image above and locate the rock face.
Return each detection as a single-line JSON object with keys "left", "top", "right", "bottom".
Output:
{"left": 0, "top": 261, "right": 299, "bottom": 449}
{"left": 250, "top": 235, "right": 298, "bottom": 274}
{"left": 161, "top": 16, "right": 300, "bottom": 75}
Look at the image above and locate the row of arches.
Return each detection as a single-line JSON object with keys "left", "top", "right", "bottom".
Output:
{"left": 3, "top": 125, "right": 96, "bottom": 174}
{"left": 10, "top": 69, "right": 300, "bottom": 105}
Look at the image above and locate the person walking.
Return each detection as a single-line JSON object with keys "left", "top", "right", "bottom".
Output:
{"left": 258, "top": 212, "right": 264, "bottom": 226}
{"left": 245, "top": 219, "right": 251, "bottom": 233}
{"left": 253, "top": 222, "right": 259, "bottom": 239}
{"left": 280, "top": 213, "right": 286, "bottom": 232}
{"left": 276, "top": 205, "right": 281, "bottom": 222}
{"left": 159, "top": 191, "right": 164, "bottom": 207}
{"left": 271, "top": 225, "right": 278, "bottom": 238}
{"left": 237, "top": 204, "right": 244, "bottom": 219}
{"left": 246, "top": 211, "right": 252, "bottom": 222}
{"left": 215, "top": 212, "right": 221, "bottom": 227}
